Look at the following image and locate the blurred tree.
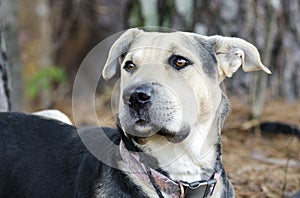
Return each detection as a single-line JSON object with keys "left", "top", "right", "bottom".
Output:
{"left": 251, "top": 0, "right": 279, "bottom": 122}
{"left": 51, "top": 0, "right": 129, "bottom": 84}
{"left": 19, "top": 0, "right": 299, "bottom": 108}
{"left": 275, "top": 0, "right": 300, "bottom": 102}
{"left": 128, "top": 0, "right": 144, "bottom": 27}
{"left": 139, "top": 0, "right": 159, "bottom": 26}
{"left": 0, "top": 0, "right": 21, "bottom": 111}
{"left": 157, "top": 0, "right": 174, "bottom": 27}
{"left": 36, "top": 0, "right": 52, "bottom": 108}
{"left": 173, "top": 0, "right": 194, "bottom": 30}
{"left": 191, "top": 0, "right": 300, "bottom": 121}
{"left": 0, "top": 25, "right": 10, "bottom": 111}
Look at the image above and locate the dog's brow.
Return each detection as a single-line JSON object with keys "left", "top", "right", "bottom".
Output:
{"left": 121, "top": 52, "right": 134, "bottom": 64}
{"left": 168, "top": 44, "right": 177, "bottom": 53}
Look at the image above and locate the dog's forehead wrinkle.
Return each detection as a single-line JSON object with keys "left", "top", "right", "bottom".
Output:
{"left": 132, "top": 32, "right": 193, "bottom": 52}
{"left": 131, "top": 32, "right": 219, "bottom": 80}
{"left": 124, "top": 49, "right": 172, "bottom": 68}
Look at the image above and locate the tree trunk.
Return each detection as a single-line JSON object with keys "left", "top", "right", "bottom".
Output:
{"left": 0, "top": 26, "right": 11, "bottom": 112}
{"left": 36, "top": 0, "right": 52, "bottom": 108}
{"left": 250, "top": 0, "right": 279, "bottom": 121}
{"left": 2, "top": 0, "right": 22, "bottom": 111}
{"left": 0, "top": 0, "right": 16, "bottom": 112}
{"left": 52, "top": 0, "right": 130, "bottom": 85}
{"left": 275, "top": 0, "right": 300, "bottom": 102}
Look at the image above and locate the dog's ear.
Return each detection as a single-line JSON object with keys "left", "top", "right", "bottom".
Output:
{"left": 102, "top": 28, "right": 142, "bottom": 80}
{"left": 208, "top": 36, "right": 271, "bottom": 82}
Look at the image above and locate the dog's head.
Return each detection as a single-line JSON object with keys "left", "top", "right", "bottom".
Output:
{"left": 103, "top": 28, "right": 270, "bottom": 145}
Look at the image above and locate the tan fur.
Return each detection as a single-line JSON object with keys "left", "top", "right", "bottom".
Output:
{"left": 102, "top": 29, "right": 270, "bottom": 197}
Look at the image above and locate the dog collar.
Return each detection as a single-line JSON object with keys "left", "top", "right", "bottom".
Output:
{"left": 119, "top": 140, "right": 220, "bottom": 198}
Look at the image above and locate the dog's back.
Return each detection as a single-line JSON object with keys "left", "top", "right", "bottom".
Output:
{"left": 0, "top": 112, "right": 152, "bottom": 198}
{"left": 0, "top": 112, "right": 99, "bottom": 198}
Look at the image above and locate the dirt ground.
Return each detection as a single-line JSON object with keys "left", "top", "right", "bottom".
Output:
{"left": 222, "top": 97, "right": 300, "bottom": 198}
{"left": 52, "top": 95, "right": 300, "bottom": 198}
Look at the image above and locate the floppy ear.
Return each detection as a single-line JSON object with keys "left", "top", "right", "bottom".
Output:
{"left": 208, "top": 36, "right": 271, "bottom": 82}
{"left": 102, "top": 28, "right": 142, "bottom": 80}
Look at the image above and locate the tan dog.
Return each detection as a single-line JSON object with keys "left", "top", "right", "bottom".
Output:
{"left": 0, "top": 28, "right": 270, "bottom": 198}
{"left": 102, "top": 28, "right": 270, "bottom": 197}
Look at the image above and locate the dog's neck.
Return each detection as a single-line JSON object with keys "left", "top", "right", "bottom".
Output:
{"left": 119, "top": 95, "right": 229, "bottom": 197}
{"left": 119, "top": 120, "right": 224, "bottom": 198}
{"left": 119, "top": 139, "right": 222, "bottom": 198}
{"left": 124, "top": 100, "right": 228, "bottom": 182}
{"left": 135, "top": 118, "right": 222, "bottom": 183}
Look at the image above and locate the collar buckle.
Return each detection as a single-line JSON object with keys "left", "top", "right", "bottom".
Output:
{"left": 179, "top": 178, "right": 217, "bottom": 198}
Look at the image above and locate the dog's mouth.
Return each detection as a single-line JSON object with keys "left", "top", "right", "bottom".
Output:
{"left": 135, "top": 118, "right": 149, "bottom": 126}
{"left": 158, "top": 127, "right": 190, "bottom": 143}
{"left": 129, "top": 123, "right": 190, "bottom": 144}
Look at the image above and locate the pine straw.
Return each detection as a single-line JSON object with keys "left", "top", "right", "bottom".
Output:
{"left": 223, "top": 130, "right": 299, "bottom": 197}
{"left": 222, "top": 97, "right": 300, "bottom": 197}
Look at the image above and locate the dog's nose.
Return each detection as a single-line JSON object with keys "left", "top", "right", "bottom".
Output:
{"left": 129, "top": 85, "right": 152, "bottom": 106}
{"left": 123, "top": 84, "right": 153, "bottom": 124}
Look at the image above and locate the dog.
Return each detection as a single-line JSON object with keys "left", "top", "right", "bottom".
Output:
{"left": 0, "top": 28, "right": 271, "bottom": 198}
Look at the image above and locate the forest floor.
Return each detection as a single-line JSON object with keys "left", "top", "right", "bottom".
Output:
{"left": 51, "top": 95, "right": 300, "bottom": 198}
{"left": 221, "top": 97, "right": 300, "bottom": 198}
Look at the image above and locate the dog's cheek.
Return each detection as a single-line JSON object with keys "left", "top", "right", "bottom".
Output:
{"left": 118, "top": 103, "right": 132, "bottom": 130}
{"left": 191, "top": 85, "right": 214, "bottom": 123}
{"left": 190, "top": 85, "right": 214, "bottom": 122}
{"left": 183, "top": 71, "right": 213, "bottom": 123}
{"left": 198, "top": 99, "right": 213, "bottom": 122}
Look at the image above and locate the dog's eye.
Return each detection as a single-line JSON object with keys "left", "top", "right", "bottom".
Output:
{"left": 123, "top": 61, "right": 136, "bottom": 72}
{"left": 169, "top": 55, "right": 191, "bottom": 70}
{"left": 175, "top": 58, "right": 188, "bottom": 67}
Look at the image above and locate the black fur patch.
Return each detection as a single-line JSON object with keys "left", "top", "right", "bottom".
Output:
{"left": 0, "top": 112, "right": 149, "bottom": 198}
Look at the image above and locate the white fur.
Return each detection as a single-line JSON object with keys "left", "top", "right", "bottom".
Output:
{"left": 33, "top": 109, "right": 72, "bottom": 125}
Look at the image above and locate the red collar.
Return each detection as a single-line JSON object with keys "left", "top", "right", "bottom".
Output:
{"left": 119, "top": 140, "right": 221, "bottom": 198}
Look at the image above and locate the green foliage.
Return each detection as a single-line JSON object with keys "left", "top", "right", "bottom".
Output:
{"left": 128, "top": 0, "right": 144, "bottom": 27}
{"left": 27, "top": 66, "right": 67, "bottom": 98}
{"left": 163, "top": 0, "right": 175, "bottom": 27}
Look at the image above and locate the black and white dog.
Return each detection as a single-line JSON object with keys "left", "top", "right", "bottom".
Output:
{"left": 0, "top": 29, "right": 271, "bottom": 197}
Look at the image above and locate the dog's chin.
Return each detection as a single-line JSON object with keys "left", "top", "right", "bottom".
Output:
{"left": 124, "top": 123, "right": 190, "bottom": 144}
